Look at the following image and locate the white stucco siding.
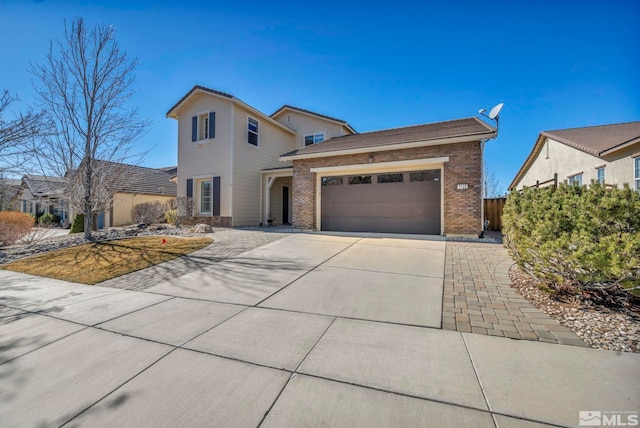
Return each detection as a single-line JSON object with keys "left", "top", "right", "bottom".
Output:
{"left": 272, "top": 110, "right": 353, "bottom": 148}
{"left": 232, "top": 105, "right": 296, "bottom": 226}
{"left": 516, "top": 138, "right": 638, "bottom": 189}
{"left": 175, "top": 93, "right": 233, "bottom": 217}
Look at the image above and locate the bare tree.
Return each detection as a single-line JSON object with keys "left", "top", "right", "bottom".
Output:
{"left": 30, "top": 18, "right": 149, "bottom": 239}
{"left": 0, "top": 90, "right": 43, "bottom": 176}
{"left": 483, "top": 160, "right": 503, "bottom": 199}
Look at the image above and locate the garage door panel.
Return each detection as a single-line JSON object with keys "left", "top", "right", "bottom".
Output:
{"left": 321, "top": 170, "right": 441, "bottom": 235}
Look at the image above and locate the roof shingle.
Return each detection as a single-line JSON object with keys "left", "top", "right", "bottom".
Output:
{"left": 541, "top": 121, "right": 640, "bottom": 157}
{"left": 281, "top": 117, "right": 495, "bottom": 158}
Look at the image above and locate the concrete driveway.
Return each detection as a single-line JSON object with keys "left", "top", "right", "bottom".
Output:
{"left": 1, "top": 232, "right": 638, "bottom": 427}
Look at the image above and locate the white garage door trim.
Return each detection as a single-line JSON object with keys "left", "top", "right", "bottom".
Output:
{"left": 311, "top": 157, "right": 448, "bottom": 234}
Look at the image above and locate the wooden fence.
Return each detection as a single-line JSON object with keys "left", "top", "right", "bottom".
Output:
{"left": 484, "top": 197, "right": 506, "bottom": 231}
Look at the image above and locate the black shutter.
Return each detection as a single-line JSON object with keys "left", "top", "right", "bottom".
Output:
{"left": 209, "top": 112, "right": 215, "bottom": 139}
{"left": 212, "top": 176, "right": 221, "bottom": 216}
{"left": 191, "top": 116, "right": 197, "bottom": 142}
{"left": 186, "top": 178, "right": 193, "bottom": 198}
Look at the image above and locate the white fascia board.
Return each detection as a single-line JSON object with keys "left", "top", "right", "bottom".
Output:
{"left": 280, "top": 132, "right": 495, "bottom": 161}
{"left": 232, "top": 99, "right": 296, "bottom": 135}
{"left": 261, "top": 168, "right": 293, "bottom": 178}
{"left": 310, "top": 157, "right": 449, "bottom": 175}
{"left": 273, "top": 107, "right": 355, "bottom": 133}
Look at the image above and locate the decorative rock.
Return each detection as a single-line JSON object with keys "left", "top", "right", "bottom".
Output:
{"left": 148, "top": 224, "right": 167, "bottom": 231}
{"left": 193, "top": 223, "right": 213, "bottom": 234}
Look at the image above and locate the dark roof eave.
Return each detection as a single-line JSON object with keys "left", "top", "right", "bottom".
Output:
{"left": 166, "top": 85, "right": 233, "bottom": 118}
{"left": 271, "top": 105, "right": 357, "bottom": 134}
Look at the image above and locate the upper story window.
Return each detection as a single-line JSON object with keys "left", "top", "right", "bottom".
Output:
{"left": 568, "top": 173, "right": 582, "bottom": 186}
{"left": 635, "top": 157, "right": 640, "bottom": 191}
{"left": 191, "top": 112, "right": 215, "bottom": 142}
{"left": 248, "top": 117, "right": 259, "bottom": 146}
{"left": 596, "top": 166, "right": 605, "bottom": 184}
{"left": 304, "top": 133, "right": 325, "bottom": 146}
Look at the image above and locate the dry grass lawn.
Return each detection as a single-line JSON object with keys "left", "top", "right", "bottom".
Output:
{"left": 1, "top": 236, "right": 213, "bottom": 285}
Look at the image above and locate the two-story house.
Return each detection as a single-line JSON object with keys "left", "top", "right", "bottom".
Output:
{"left": 509, "top": 121, "right": 640, "bottom": 191}
{"left": 166, "top": 86, "right": 356, "bottom": 228}
{"left": 168, "top": 85, "right": 496, "bottom": 236}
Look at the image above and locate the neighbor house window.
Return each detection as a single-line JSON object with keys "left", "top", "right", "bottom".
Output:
{"left": 596, "top": 167, "right": 605, "bottom": 184}
{"left": 635, "top": 157, "right": 640, "bottom": 191}
{"left": 304, "top": 133, "right": 325, "bottom": 146}
{"left": 568, "top": 174, "right": 582, "bottom": 186}
{"left": 200, "top": 180, "right": 212, "bottom": 213}
{"left": 248, "top": 117, "right": 259, "bottom": 146}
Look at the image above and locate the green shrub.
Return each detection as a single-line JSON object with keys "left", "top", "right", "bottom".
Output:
{"left": 38, "top": 212, "right": 56, "bottom": 226}
{"left": 0, "top": 211, "right": 35, "bottom": 247}
{"left": 70, "top": 213, "right": 84, "bottom": 234}
{"left": 503, "top": 182, "right": 640, "bottom": 292}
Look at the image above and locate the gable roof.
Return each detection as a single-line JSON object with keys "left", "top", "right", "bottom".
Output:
{"left": 541, "top": 121, "right": 640, "bottom": 157}
{"left": 95, "top": 161, "right": 177, "bottom": 196}
{"left": 280, "top": 117, "right": 495, "bottom": 160}
{"left": 20, "top": 163, "right": 177, "bottom": 198}
{"left": 509, "top": 121, "right": 640, "bottom": 190}
{"left": 166, "top": 85, "right": 295, "bottom": 135}
{"left": 271, "top": 105, "right": 357, "bottom": 134}
{"left": 22, "top": 175, "right": 67, "bottom": 196}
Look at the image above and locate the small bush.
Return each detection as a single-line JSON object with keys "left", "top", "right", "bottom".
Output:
{"left": 38, "top": 212, "right": 57, "bottom": 227}
{"left": 165, "top": 209, "right": 177, "bottom": 225}
{"left": 131, "top": 201, "right": 165, "bottom": 225}
{"left": 503, "top": 182, "right": 640, "bottom": 292}
{"left": 164, "top": 197, "right": 193, "bottom": 227}
{"left": 70, "top": 214, "right": 84, "bottom": 234}
{"left": 0, "top": 211, "right": 35, "bottom": 247}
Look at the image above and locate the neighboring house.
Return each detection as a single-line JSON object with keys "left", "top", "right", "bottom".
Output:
{"left": 0, "top": 178, "right": 21, "bottom": 211}
{"left": 15, "top": 163, "right": 177, "bottom": 228}
{"left": 109, "top": 162, "right": 177, "bottom": 226}
{"left": 15, "top": 175, "right": 70, "bottom": 224}
{"left": 168, "top": 85, "right": 495, "bottom": 236}
{"left": 509, "top": 121, "right": 640, "bottom": 191}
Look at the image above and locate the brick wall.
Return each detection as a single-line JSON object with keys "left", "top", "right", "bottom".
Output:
{"left": 291, "top": 141, "right": 482, "bottom": 235}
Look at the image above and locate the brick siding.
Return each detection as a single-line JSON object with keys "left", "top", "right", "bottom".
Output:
{"left": 291, "top": 141, "right": 482, "bottom": 235}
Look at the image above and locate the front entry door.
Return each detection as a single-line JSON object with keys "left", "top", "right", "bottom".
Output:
{"left": 282, "top": 186, "right": 290, "bottom": 224}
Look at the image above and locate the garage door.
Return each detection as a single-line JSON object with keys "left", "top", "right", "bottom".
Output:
{"left": 320, "top": 169, "right": 441, "bottom": 234}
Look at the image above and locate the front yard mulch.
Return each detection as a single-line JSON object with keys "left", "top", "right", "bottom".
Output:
{"left": 1, "top": 236, "right": 212, "bottom": 285}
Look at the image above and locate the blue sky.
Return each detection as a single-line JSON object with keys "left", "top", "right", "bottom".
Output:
{"left": 1, "top": 0, "right": 638, "bottom": 192}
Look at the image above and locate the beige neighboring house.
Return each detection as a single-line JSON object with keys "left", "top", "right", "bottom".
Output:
{"left": 169, "top": 85, "right": 495, "bottom": 235}
{"left": 109, "top": 164, "right": 177, "bottom": 226}
{"left": 15, "top": 163, "right": 176, "bottom": 228}
{"left": 15, "top": 175, "right": 71, "bottom": 224}
{"left": 509, "top": 121, "right": 640, "bottom": 191}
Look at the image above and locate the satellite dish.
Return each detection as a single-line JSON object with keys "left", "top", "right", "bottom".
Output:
{"left": 478, "top": 108, "right": 487, "bottom": 115}
{"left": 488, "top": 103, "right": 504, "bottom": 120}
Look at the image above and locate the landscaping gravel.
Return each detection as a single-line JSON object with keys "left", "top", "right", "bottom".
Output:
{"left": 510, "top": 266, "right": 640, "bottom": 353}
{"left": 0, "top": 225, "right": 204, "bottom": 265}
